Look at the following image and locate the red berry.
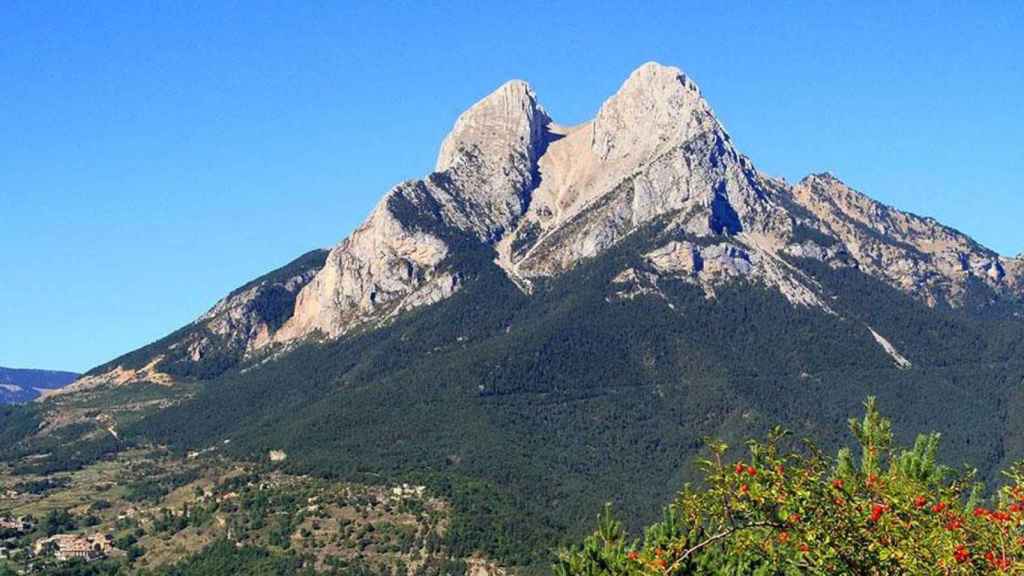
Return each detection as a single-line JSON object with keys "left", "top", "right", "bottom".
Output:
{"left": 954, "top": 545, "right": 970, "bottom": 564}
{"left": 990, "top": 511, "right": 1012, "bottom": 522}
{"left": 778, "top": 531, "right": 790, "bottom": 543}
{"left": 931, "top": 501, "right": 947, "bottom": 514}
{"left": 735, "top": 462, "right": 745, "bottom": 475}
{"left": 870, "top": 503, "right": 886, "bottom": 522}
{"left": 746, "top": 466, "right": 757, "bottom": 476}
{"left": 831, "top": 478, "right": 844, "bottom": 490}
{"left": 913, "top": 495, "right": 927, "bottom": 509}
{"left": 984, "top": 550, "right": 1009, "bottom": 570}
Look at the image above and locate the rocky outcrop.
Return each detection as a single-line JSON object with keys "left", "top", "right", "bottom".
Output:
{"left": 786, "top": 174, "right": 1020, "bottom": 306}
{"left": 275, "top": 183, "right": 458, "bottom": 341}
{"left": 435, "top": 80, "right": 551, "bottom": 240}
{"left": 275, "top": 81, "right": 551, "bottom": 341}
{"left": 1008, "top": 257, "right": 1024, "bottom": 293}
{"left": 611, "top": 240, "right": 828, "bottom": 309}
{"left": 198, "top": 253, "right": 325, "bottom": 353}
{"left": 867, "top": 326, "right": 913, "bottom": 369}
{"left": 591, "top": 62, "right": 717, "bottom": 163}
{"left": 75, "top": 250, "right": 328, "bottom": 389}
{"left": 495, "top": 62, "right": 790, "bottom": 282}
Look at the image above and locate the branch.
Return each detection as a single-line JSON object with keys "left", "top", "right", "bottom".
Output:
{"left": 662, "top": 520, "right": 779, "bottom": 574}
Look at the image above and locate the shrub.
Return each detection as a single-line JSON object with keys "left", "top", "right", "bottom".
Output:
{"left": 557, "top": 398, "right": 1024, "bottom": 574}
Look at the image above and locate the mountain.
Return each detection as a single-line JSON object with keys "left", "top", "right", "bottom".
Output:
{"left": 66, "top": 62, "right": 1023, "bottom": 393}
{"left": 9, "top": 62, "right": 1024, "bottom": 570}
{"left": 0, "top": 366, "right": 79, "bottom": 404}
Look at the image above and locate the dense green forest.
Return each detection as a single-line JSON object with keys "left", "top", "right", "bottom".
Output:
{"left": 4, "top": 222, "right": 1024, "bottom": 573}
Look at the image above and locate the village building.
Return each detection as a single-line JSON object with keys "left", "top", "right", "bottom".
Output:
{"left": 34, "top": 532, "right": 114, "bottom": 562}
{"left": 0, "top": 516, "right": 33, "bottom": 533}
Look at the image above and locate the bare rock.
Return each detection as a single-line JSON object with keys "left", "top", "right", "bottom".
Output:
{"left": 592, "top": 62, "right": 718, "bottom": 163}
{"left": 435, "top": 80, "right": 550, "bottom": 239}
{"left": 788, "top": 173, "right": 1021, "bottom": 306}
{"left": 277, "top": 183, "right": 452, "bottom": 341}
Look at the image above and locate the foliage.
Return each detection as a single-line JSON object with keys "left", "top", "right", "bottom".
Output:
{"left": 124, "top": 469, "right": 199, "bottom": 503}
{"left": 557, "top": 398, "right": 1024, "bottom": 574}
{"left": 0, "top": 404, "right": 42, "bottom": 457}
{"left": 29, "top": 559, "right": 125, "bottom": 576}
{"left": 10, "top": 433, "right": 121, "bottom": 476}
{"left": 13, "top": 476, "right": 70, "bottom": 495}
{"left": 44, "top": 509, "right": 79, "bottom": 536}
{"left": 115, "top": 228, "right": 1024, "bottom": 569}
{"left": 143, "top": 540, "right": 312, "bottom": 576}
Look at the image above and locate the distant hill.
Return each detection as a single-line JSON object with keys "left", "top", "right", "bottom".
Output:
{"left": 0, "top": 366, "right": 79, "bottom": 404}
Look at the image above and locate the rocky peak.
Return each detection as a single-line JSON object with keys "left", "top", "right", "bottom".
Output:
{"left": 592, "top": 62, "right": 723, "bottom": 162}
{"left": 435, "top": 80, "right": 549, "bottom": 173}
{"left": 434, "top": 80, "right": 551, "bottom": 239}
{"left": 78, "top": 63, "right": 1024, "bottom": 389}
{"left": 496, "top": 61, "right": 783, "bottom": 280}
{"left": 268, "top": 84, "right": 556, "bottom": 344}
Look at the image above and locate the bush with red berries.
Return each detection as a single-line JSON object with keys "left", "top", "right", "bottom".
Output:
{"left": 555, "top": 398, "right": 1024, "bottom": 575}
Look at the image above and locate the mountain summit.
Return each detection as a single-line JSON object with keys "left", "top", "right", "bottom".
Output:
{"left": 70, "top": 61, "right": 1022, "bottom": 391}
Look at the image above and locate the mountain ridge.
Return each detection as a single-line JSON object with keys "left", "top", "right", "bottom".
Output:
{"left": 67, "top": 61, "right": 1021, "bottom": 390}
{"left": 0, "top": 366, "right": 79, "bottom": 404}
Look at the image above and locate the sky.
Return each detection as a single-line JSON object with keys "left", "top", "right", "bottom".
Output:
{"left": 1, "top": 2, "right": 1022, "bottom": 372}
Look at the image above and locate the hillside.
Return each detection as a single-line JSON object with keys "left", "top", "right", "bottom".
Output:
{"left": 2, "top": 62, "right": 1022, "bottom": 574}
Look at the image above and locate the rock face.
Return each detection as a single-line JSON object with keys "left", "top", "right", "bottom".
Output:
{"left": 76, "top": 250, "right": 328, "bottom": 389}
{"left": 592, "top": 62, "right": 718, "bottom": 163}
{"left": 435, "top": 79, "right": 550, "bottom": 239}
{"left": 786, "top": 173, "right": 1013, "bottom": 306}
{"left": 272, "top": 60, "right": 1020, "bottom": 350}
{"left": 494, "top": 63, "right": 788, "bottom": 284}
{"left": 275, "top": 81, "right": 551, "bottom": 341}
{"left": 82, "top": 61, "right": 1023, "bottom": 384}
{"left": 198, "top": 252, "right": 326, "bottom": 354}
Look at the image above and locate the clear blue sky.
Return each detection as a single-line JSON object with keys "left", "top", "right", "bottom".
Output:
{"left": 2, "top": 2, "right": 1022, "bottom": 372}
